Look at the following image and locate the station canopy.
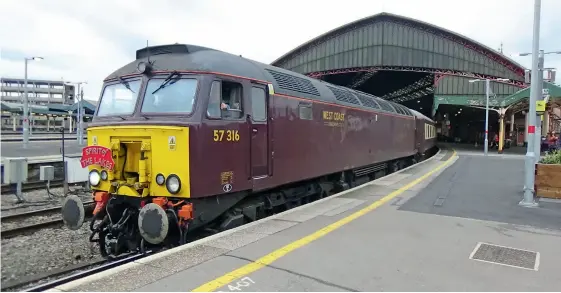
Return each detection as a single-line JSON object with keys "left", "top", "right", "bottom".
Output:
{"left": 434, "top": 81, "right": 561, "bottom": 113}
{"left": 0, "top": 100, "right": 97, "bottom": 116}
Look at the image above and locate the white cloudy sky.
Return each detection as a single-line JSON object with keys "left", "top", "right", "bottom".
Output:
{"left": 1, "top": 0, "right": 560, "bottom": 102}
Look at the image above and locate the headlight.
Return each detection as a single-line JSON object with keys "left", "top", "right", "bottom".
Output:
{"left": 100, "top": 170, "right": 108, "bottom": 181}
{"left": 166, "top": 174, "right": 181, "bottom": 194}
{"left": 89, "top": 170, "right": 101, "bottom": 186}
{"left": 156, "top": 173, "right": 165, "bottom": 185}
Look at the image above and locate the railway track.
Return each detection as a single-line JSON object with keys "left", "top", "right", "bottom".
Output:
{"left": 1, "top": 252, "right": 148, "bottom": 292}
{"left": 1, "top": 202, "right": 94, "bottom": 239}
{"left": 1, "top": 179, "right": 64, "bottom": 194}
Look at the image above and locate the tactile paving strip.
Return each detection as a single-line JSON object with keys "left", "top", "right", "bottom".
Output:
{"left": 469, "top": 242, "right": 540, "bottom": 271}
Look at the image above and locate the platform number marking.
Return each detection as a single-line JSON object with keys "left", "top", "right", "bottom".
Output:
{"left": 92, "top": 136, "right": 98, "bottom": 145}
{"left": 217, "top": 277, "right": 256, "bottom": 291}
{"left": 168, "top": 136, "right": 176, "bottom": 151}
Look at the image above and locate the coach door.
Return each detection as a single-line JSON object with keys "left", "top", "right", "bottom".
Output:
{"left": 249, "top": 84, "right": 269, "bottom": 178}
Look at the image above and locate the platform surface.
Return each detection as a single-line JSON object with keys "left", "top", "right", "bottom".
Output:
{"left": 1, "top": 140, "right": 83, "bottom": 158}
{"left": 52, "top": 148, "right": 561, "bottom": 292}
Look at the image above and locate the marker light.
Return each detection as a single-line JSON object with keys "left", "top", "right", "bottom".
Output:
{"left": 100, "top": 170, "right": 108, "bottom": 181}
{"left": 156, "top": 173, "right": 165, "bottom": 185}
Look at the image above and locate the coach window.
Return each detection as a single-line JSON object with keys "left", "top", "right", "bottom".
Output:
{"left": 251, "top": 87, "right": 267, "bottom": 122}
{"left": 207, "top": 80, "right": 243, "bottom": 119}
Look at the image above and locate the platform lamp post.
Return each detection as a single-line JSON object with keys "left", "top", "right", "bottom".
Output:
{"left": 519, "top": 0, "right": 542, "bottom": 208}
{"left": 22, "top": 56, "right": 44, "bottom": 149}
{"left": 65, "top": 81, "right": 87, "bottom": 145}
{"left": 468, "top": 78, "right": 509, "bottom": 155}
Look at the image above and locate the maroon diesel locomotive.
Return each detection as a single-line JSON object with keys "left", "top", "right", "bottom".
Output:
{"left": 62, "top": 44, "right": 436, "bottom": 257}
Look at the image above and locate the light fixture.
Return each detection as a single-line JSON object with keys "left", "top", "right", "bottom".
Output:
{"left": 137, "top": 61, "right": 152, "bottom": 74}
{"left": 89, "top": 170, "right": 101, "bottom": 186}
{"left": 100, "top": 170, "right": 108, "bottom": 181}
{"left": 156, "top": 173, "right": 165, "bottom": 185}
{"left": 166, "top": 174, "right": 181, "bottom": 194}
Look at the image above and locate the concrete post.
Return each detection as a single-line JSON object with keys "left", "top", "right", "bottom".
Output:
{"left": 12, "top": 114, "right": 16, "bottom": 131}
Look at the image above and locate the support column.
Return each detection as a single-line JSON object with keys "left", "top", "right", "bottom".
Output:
{"left": 543, "top": 111, "right": 550, "bottom": 135}
{"left": 69, "top": 116, "right": 73, "bottom": 134}
{"left": 510, "top": 113, "right": 515, "bottom": 138}
{"left": 12, "top": 114, "right": 16, "bottom": 131}
{"left": 47, "top": 116, "right": 50, "bottom": 131}
{"left": 524, "top": 111, "right": 529, "bottom": 145}
{"left": 498, "top": 109, "right": 506, "bottom": 154}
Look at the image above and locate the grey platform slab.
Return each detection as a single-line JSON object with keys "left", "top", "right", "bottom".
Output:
{"left": 399, "top": 155, "right": 561, "bottom": 230}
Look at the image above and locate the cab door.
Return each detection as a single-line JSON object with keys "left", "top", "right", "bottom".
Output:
{"left": 249, "top": 84, "right": 269, "bottom": 178}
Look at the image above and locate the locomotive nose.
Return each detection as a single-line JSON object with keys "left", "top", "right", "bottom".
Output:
{"left": 61, "top": 194, "right": 86, "bottom": 230}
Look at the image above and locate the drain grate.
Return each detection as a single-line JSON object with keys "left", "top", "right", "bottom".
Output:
{"left": 469, "top": 242, "right": 540, "bottom": 271}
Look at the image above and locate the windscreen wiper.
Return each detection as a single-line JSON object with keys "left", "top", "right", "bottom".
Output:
{"left": 118, "top": 77, "right": 135, "bottom": 93}
{"left": 151, "top": 71, "right": 181, "bottom": 95}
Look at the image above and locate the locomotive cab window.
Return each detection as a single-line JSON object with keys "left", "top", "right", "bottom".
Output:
{"left": 250, "top": 86, "right": 267, "bottom": 122}
{"left": 96, "top": 79, "right": 142, "bottom": 116}
{"left": 207, "top": 80, "right": 243, "bottom": 119}
{"left": 141, "top": 77, "right": 198, "bottom": 114}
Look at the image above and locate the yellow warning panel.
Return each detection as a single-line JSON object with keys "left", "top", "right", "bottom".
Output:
{"left": 168, "top": 136, "right": 176, "bottom": 151}
{"left": 536, "top": 100, "right": 546, "bottom": 113}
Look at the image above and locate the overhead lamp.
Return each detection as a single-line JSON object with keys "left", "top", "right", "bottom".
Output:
{"left": 137, "top": 61, "right": 152, "bottom": 74}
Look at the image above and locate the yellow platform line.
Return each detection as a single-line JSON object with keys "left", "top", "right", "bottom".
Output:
{"left": 192, "top": 149, "right": 457, "bottom": 292}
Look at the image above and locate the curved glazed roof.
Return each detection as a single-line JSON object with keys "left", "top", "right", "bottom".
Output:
{"left": 271, "top": 12, "right": 526, "bottom": 75}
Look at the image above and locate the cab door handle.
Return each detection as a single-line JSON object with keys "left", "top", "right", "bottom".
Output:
{"left": 252, "top": 128, "right": 258, "bottom": 133}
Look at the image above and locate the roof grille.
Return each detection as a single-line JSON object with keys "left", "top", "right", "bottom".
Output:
{"left": 266, "top": 69, "right": 320, "bottom": 96}
{"left": 355, "top": 93, "right": 381, "bottom": 109}
{"left": 375, "top": 98, "right": 396, "bottom": 112}
{"left": 326, "top": 86, "right": 360, "bottom": 105}
{"left": 135, "top": 44, "right": 214, "bottom": 60}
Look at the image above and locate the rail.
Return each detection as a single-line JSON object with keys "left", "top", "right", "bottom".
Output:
{"left": 1, "top": 201, "right": 94, "bottom": 239}
{"left": 1, "top": 179, "right": 65, "bottom": 194}
{"left": 1, "top": 252, "right": 149, "bottom": 292}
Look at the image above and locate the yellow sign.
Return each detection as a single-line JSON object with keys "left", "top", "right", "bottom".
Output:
{"left": 168, "top": 136, "right": 176, "bottom": 151}
{"left": 322, "top": 111, "right": 345, "bottom": 121}
{"left": 322, "top": 111, "right": 345, "bottom": 127}
{"left": 220, "top": 171, "right": 234, "bottom": 185}
{"left": 536, "top": 100, "right": 546, "bottom": 113}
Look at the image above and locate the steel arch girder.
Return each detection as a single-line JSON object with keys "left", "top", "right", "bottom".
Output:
{"left": 305, "top": 66, "right": 527, "bottom": 88}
